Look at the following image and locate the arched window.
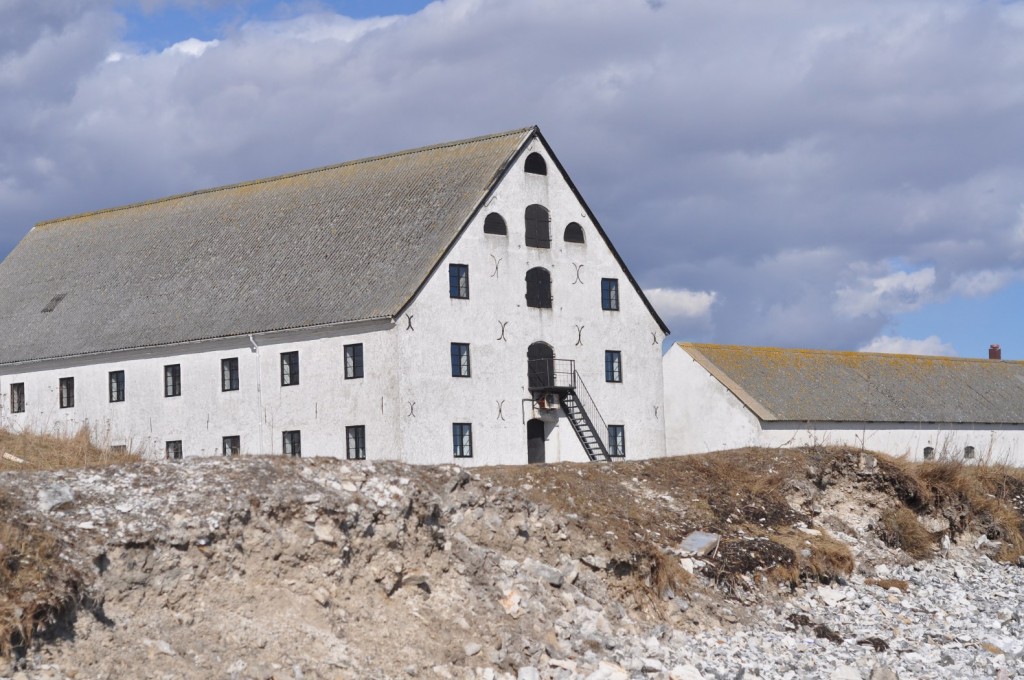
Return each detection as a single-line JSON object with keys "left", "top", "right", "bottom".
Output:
{"left": 524, "top": 152, "right": 547, "bottom": 175}
{"left": 525, "top": 267, "right": 552, "bottom": 308}
{"left": 564, "top": 222, "right": 585, "bottom": 243}
{"left": 483, "top": 212, "right": 507, "bottom": 235}
{"left": 524, "top": 205, "right": 550, "bottom": 248}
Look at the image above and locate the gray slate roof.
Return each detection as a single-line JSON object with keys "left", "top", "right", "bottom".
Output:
{"left": 0, "top": 128, "right": 538, "bottom": 365}
{"left": 679, "top": 343, "right": 1024, "bottom": 425}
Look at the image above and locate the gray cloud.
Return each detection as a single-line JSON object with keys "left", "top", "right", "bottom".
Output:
{"left": 2, "top": 0, "right": 1024, "bottom": 350}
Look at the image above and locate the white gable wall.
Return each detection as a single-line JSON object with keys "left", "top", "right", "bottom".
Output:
{"left": 663, "top": 344, "right": 1024, "bottom": 464}
{"left": 395, "top": 138, "right": 667, "bottom": 466}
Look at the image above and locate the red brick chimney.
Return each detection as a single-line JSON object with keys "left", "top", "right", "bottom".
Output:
{"left": 989, "top": 344, "right": 1002, "bottom": 360}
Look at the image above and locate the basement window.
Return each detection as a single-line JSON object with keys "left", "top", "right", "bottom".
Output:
{"left": 223, "top": 435, "right": 240, "bottom": 457}
{"left": 164, "top": 364, "right": 181, "bottom": 397}
{"left": 111, "top": 445, "right": 127, "bottom": 453}
{"left": 923, "top": 446, "right": 935, "bottom": 461}
{"left": 283, "top": 430, "right": 301, "bottom": 457}
{"left": 10, "top": 383, "right": 24, "bottom": 413}
{"left": 483, "top": 212, "right": 507, "bottom": 235}
{"left": 608, "top": 425, "right": 625, "bottom": 458}
{"left": 452, "top": 423, "right": 473, "bottom": 458}
{"left": 964, "top": 446, "right": 976, "bottom": 460}
{"left": 524, "top": 152, "right": 547, "bottom": 175}
{"left": 59, "top": 377, "right": 74, "bottom": 408}
{"left": 166, "top": 440, "right": 183, "bottom": 460}
{"left": 281, "top": 351, "right": 299, "bottom": 386}
{"left": 346, "top": 425, "right": 366, "bottom": 460}
{"left": 564, "top": 222, "right": 585, "bottom": 244}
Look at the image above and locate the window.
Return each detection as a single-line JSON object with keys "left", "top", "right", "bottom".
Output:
{"left": 524, "top": 152, "right": 547, "bottom": 175}
{"left": 283, "top": 430, "right": 301, "bottom": 457}
{"left": 10, "top": 383, "right": 24, "bottom": 414}
{"left": 164, "top": 364, "right": 181, "bottom": 397}
{"left": 223, "top": 435, "right": 241, "bottom": 457}
{"left": 923, "top": 446, "right": 935, "bottom": 460}
{"left": 449, "top": 264, "right": 469, "bottom": 299}
{"left": 59, "top": 377, "right": 74, "bottom": 408}
{"left": 222, "top": 358, "right": 239, "bottom": 392}
{"left": 964, "top": 445, "right": 976, "bottom": 460}
{"left": 484, "top": 212, "right": 507, "bottom": 235}
{"left": 605, "top": 351, "right": 622, "bottom": 383}
{"left": 281, "top": 351, "right": 299, "bottom": 386}
{"left": 109, "top": 370, "right": 125, "bottom": 403}
{"left": 525, "top": 205, "right": 550, "bottom": 248}
{"left": 525, "top": 267, "right": 552, "bottom": 308}
{"left": 451, "top": 343, "right": 471, "bottom": 378}
{"left": 453, "top": 423, "right": 473, "bottom": 458}
{"left": 346, "top": 425, "right": 366, "bottom": 460}
{"left": 345, "top": 344, "right": 364, "bottom": 379}
{"left": 564, "top": 222, "right": 585, "bottom": 243}
{"left": 601, "top": 278, "right": 620, "bottom": 311}
{"left": 608, "top": 425, "right": 625, "bottom": 458}
{"left": 111, "top": 445, "right": 127, "bottom": 453}
{"left": 166, "top": 440, "right": 183, "bottom": 460}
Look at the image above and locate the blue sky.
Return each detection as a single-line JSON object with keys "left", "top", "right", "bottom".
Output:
{"left": 2, "top": 0, "right": 1023, "bottom": 359}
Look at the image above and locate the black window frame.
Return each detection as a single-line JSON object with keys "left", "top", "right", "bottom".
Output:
{"left": 452, "top": 423, "right": 473, "bottom": 458}
{"left": 221, "top": 357, "right": 239, "bottom": 392}
{"left": 524, "top": 204, "right": 551, "bottom": 248}
{"left": 283, "top": 430, "right": 302, "bottom": 457}
{"left": 59, "top": 377, "right": 75, "bottom": 409}
{"left": 164, "top": 364, "right": 181, "bottom": 398}
{"left": 109, "top": 370, "right": 125, "bottom": 403}
{"left": 605, "top": 350, "right": 623, "bottom": 383}
{"left": 608, "top": 425, "right": 625, "bottom": 458}
{"left": 450, "top": 342, "right": 471, "bottom": 378}
{"left": 449, "top": 263, "right": 469, "bottom": 299}
{"left": 601, "top": 278, "right": 620, "bottom": 311}
{"left": 223, "top": 435, "right": 241, "bottom": 457}
{"left": 346, "top": 425, "right": 366, "bottom": 460}
{"left": 344, "top": 343, "right": 364, "bottom": 380}
{"left": 525, "top": 267, "right": 552, "bottom": 309}
{"left": 166, "top": 440, "right": 183, "bottom": 460}
{"left": 10, "top": 383, "right": 24, "bottom": 414}
{"left": 483, "top": 212, "right": 508, "bottom": 235}
{"left": 281, "top": 351, "right": 299, "bottom": 386}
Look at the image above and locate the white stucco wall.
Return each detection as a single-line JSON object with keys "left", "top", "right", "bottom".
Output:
{"left": 662, "top": 344, "right": 1024, "bottom": 465}
{"left": 0, "top": 139, "right": 668, "bottom": 467}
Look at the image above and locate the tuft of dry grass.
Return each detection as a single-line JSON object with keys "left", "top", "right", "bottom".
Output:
{"left": 0, "top": 427, "right": 138, "bottom": 472}
{"left": 0, "top": 491, "right": 85, "bottom": 658}
{"left": 772, "top": 529, "right": 855, "bottom": 582}
{"left": 877, "top": 507, "right": 935, "bottom": 559}
{"left": 865, "top": 578, "right": 910, "bottom": 592}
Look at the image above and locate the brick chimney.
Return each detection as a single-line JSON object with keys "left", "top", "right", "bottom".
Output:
{"left": 989, "top": 344, "right": 1002, "bottom": 360}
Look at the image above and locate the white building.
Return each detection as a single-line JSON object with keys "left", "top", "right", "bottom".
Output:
{"left": 663, "top": 342, "right": 1024, "bottom": 464}
{"left": 0, "top": 127, "right": 669, "bottom": 466}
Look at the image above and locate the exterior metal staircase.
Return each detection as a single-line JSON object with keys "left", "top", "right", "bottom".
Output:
{"left": 528, "top": 359, "right": 611, "bottom": 462}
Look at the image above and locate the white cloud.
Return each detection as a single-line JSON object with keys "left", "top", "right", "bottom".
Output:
{"left": 163, "top": 37, "right": 219, "bottom": 57}
{"left": 950, "top": 268, "right": 1018, "bottom": 298}
{"left": 644, "top": 287, "right": 716, "bottom": 320}
{"left": 859, "top": 335, "right": 956, "bottom": 357}
{"left": 835, "top": 267, "right": 936, "bottom": 318}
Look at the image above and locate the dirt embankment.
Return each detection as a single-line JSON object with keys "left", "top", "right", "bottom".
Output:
{"left": 3, "top": 445, "right": 1024, "bottom": 679}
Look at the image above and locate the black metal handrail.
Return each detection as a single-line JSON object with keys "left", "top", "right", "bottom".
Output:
{"left": 528, "top": 358, "right": 575, "bottom": 390}
{"left": 571, "top": 369, "right": 609, "bottom": 455}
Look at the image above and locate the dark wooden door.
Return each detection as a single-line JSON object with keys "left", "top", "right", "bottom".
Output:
{"left": 527, "top": 342, "right": 554, "bottom": 390}
{"left": 527, "top": 419, "right": 546, "bottom": 464}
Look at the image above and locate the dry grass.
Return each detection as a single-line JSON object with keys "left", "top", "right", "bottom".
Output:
{"left": 865, "top": 578, "right": 910, "bottom": 592}
{"left": 0, "top": 427, "right": 139, "bottom": 472}
{"left": 877, "top": 507, "right": 936, "bottom": 559}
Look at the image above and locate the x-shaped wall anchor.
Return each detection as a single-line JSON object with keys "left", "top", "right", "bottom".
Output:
{"left": 496, "top": 400, "right": 506, "bottom": 420}
{"left": 575, "top": 324, "right": 584, "bottom": 346}
{"left": 497, "top": 320, "right": 509, "bottom": 341}
{"left": 405, "top": 314, "right": 414, "bottom": 331}
{"left": 572, "top": 263, "right": 584, "bottom": 284}
{"left": 490, "top": 254, "right": 502, "bottom": 278}
{"left": 407, "top": 401, "right": 416, "bottom": 417}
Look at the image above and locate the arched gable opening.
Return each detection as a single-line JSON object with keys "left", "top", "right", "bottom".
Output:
{"left": 524, "top": 152, "right": 547, "bottom": 175}
{"left": 564, "top": 222, "right": 585, "bottom": 243}
{"left": 525, "top": 205, "right": 550, "bottom": 248}
{"left": 483, "top": 212, "right": 507, "bottom": 235}
{"left": 525, "top": 267, "right": 552, "bottom": 309}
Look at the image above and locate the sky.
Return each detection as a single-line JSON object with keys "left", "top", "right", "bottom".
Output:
{"left": 2, "top": 0, "right": 1024, "bottom": 358}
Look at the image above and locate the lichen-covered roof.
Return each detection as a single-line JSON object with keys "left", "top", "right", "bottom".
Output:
{"left": 0, "top": 128, "right": 536, "bottom": 365}
{"left": 679, "top": 343, "right": 1024, "bottom": 425}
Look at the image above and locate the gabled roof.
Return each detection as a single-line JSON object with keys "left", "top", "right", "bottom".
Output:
{"left": 0, "top": 127, "right": 667, "bottom": 366}
{"left": 678, "top": 343, "right": 1024, "bottom": 425}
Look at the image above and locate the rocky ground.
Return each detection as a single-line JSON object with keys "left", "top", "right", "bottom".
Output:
{"left": 2, "top": 448, "right": 1024, "bottom": 679}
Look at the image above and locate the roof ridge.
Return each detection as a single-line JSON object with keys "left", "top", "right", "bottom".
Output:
{"left": 36, "top": 126, "right": 538, "bottom": 228}
{"left": 677, "top": 341, "right": 1021, "bottom": 363}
